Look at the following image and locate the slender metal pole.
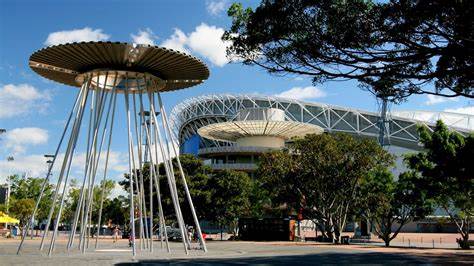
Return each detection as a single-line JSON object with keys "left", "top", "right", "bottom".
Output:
{"left": 132, "top": 92, "right": 147, "bottom": 250}
{"left": 39, "top": 77, "right": 91, "bottom": 251}
{"left": 124, "top": 75, "right": 137, "bottom": 257}
{"left": 70, "top": 78, "right": 97, "bottom": 250}
{"left": 95, "top": 73, "right": 118, "bottom": 248}
{"left": 80, "top": 76, "right": 109, "bottom": 252}
{"left": 17, "top": 82, "right": 86, "bottom": 254}
{"left": 83, "top": 86, "right": 112, "bottom": 249}
{"left": 136, "top": 78, "right": 152, "bottom": 251}
{"left": 147, "top": 92, "right": 188, "bottom": 254}
{"left": 158, "top": 92, "right": 208, "bottom": 252}
{"left": 81, "top": 77, "right": 113, "bottom": 251}
{"left": 155, "top": 93, "right": 191, "bottom": 250}
{"left": 150, "top": 124, "right": 170, "bottom": 253}
{"left": 47, "top": 88, "right": 90, "bottom": 255}
{"left": 145, "top": 96, "right": 170, "bottom": 252}
{"left": 378, "top": 96, "right": 390, "bottom": 146}
{"left": 138, "top": 89, "right": 155, "bottom": 252}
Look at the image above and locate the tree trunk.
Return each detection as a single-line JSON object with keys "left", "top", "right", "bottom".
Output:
{"left": 220, "top": 223, "right": 223, "bottom": 241}
{"left": 334, "top": 226, "right": 341, "bottom": 244}
{"left": 459, "top": 232, "right": 470, "bottom": 250}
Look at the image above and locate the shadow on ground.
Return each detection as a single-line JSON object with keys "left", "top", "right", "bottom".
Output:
{"left": 116, "top": 252, "right": 426, "bottom": 265}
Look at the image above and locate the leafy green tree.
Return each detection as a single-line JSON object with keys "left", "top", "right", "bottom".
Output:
{"left": 102, "top": 196, "right": 128, "bottom": 227}
{"left": 9, "top": 198, "right": 35, "bottom": 228}
{"left": 247, "top": 178, "right": 271, "bottom": 218}
{"left": 120, "top": 154, "right": 263, "bottom": 235}
{"left": 257, "top": 133, "right": 393, "bottom": 243}
{"left": 8, "top": 175, "right": 55, "bottom": 222}
{"left": 406, "top": 121, "right": 473, "bottom": 249}
{"left": 224, "top": 0, "right": 474, "bottom": 100}
{"left": 62, "top": 179, "right": 115, "bottom": 225}
{"left": 209, "top": 170, "right": 253, "bottom": 236}
{"left": 120, "top": 154, "right": 213, "bottom": 224}
{"left": 358, "top": 168, "right": 432, "bottom": 247}
{"left": 256, "top": 150, "right": 303, "bottom": 217}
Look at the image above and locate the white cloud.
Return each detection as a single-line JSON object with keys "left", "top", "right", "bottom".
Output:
{"left": 67, "top": 150, "right": 128, "bottom": 176}
{"left": 131, "top": 28, "right": 156, "bottom": 45}
{"left": 275, "top": 86, "right": 327, "bottom": 100}
{"left": 0, "top": 154, "right": 48, "bottom": 182}
{"left": 444, "top": 106, "right": 474, "bottom": 115}
{"left": 0, "top": 84, "right": 50, "bottom": 118}
{"left": 3, "top": 127, "right": 49, "bottom": 154}
{"left": 109, "top": 182, "right": 127, "bottom": 199}
{"left": 425, "top": 94, "right": 458, "bottom": 105}
{"left": 45, "top": 27, "right": 110, "bottom": 46}
{"left": 161, "top": 28, "right": 190, "bottom": 54}
{"left": 187, "top": 23, "right": 230, "bottom": 66}
{"left": 206, "top": 0, "right": 227, "bottom": 15}
{"left": 160, "top": 23, "right": 231, "bottom": 67}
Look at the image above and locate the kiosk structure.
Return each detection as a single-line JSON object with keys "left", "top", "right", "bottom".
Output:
{"left": 17, "top": 42, "right": 208, "bottom": 256}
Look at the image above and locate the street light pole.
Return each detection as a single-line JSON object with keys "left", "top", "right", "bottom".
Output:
{"left": 44, "top": 154, "right": 55, "bottom": 178}
{"left": 6, "top": 156, "right": 14, "bottom": 213}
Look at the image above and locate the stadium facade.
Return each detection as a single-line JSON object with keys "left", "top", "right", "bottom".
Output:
{"left": 170, "top": 94, "right": 473, "bottom": 173}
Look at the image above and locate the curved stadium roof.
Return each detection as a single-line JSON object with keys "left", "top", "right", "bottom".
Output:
{"left": 197, "top": 120, "right": 324, "bottom": 143}
{"left": 170, "top": 94, "right": 473, "bottom": 150}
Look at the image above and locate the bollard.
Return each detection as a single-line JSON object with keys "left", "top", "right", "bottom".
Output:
{"left": 402, "top": 236, "right": 404, "bottom": 243}
{"left": 421, "top": 237, "right": 423, "bottom": 244}
{"left": 440, "top": 237, "right": 442, "bottom": 244}
{"left": 432, "top": 239, "right": 434, "bottom": 248}
{"left": 408, "top": 239, "right": 411, "bottom": 247}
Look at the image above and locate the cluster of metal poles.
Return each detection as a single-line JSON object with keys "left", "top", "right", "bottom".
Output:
{"left": 16, "top": 71, "right": 207, "bottom": 256}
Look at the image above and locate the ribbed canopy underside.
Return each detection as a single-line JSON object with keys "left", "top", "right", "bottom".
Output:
{"left": 29, "top": 42, "right": 209, "bottom": 92}
{"left": 197, "top": 120, "right": 323, "bottom": 142}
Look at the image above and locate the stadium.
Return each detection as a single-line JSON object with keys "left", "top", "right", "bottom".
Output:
{"left": 170, "top": 94, "right": 473, "bottom": 174}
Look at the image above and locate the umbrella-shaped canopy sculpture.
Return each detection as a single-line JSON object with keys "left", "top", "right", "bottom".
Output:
{"left": 18, "top": 42, "right": 208, "bottom": 257}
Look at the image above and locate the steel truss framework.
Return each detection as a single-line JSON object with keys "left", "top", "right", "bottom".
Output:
{"left": 170, "top": 94, "right": 473, "bottom": 151}
{"left": 17, "top": 71, "right": 207, "bottom": 257}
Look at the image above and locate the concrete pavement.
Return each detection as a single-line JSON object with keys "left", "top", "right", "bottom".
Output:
{"left": 0, "top": 238, "right": 472, "bottom": 265}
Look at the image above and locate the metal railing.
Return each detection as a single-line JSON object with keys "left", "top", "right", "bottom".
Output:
{"left": 198, "top": 146, "right": 277, "bottom": 155}
{"left": 203, "top": 162, "right": 257, "bottom": 171}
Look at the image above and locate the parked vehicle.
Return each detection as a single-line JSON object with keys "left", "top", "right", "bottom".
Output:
{"left": 156, "top": 226, "right": 182, "bottom": 241}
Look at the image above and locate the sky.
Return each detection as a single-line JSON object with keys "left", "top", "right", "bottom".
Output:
{"left": 0, "top": 0, "right": 472, "bottom": 193}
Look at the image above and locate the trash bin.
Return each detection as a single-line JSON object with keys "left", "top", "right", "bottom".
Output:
{"left": 341, "top": 236, "right": 350, "bottom": 244}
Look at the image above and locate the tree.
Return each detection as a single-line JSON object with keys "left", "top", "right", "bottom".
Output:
{"left": 209, "top": 170, "right": 253, "bottom": 236}
{"left": 9, "top": 198, "right": 35, "bottom": 228}
{"left": 8, "top": 175, "right": 55, "bottom": 222}
{"left": 62, "top": 179, "right": 115, "bottom": 225}
{"left": 120, "top": 154, "right": 213, "bottom": 224}
{"left": 357, "top": 168, "right": 432, "bottom": 247}
{"left": 224, "top": 0, "right": 474, "bottom": 100}
{"left": 256, "top": 150, "right": 304, "bottom": 217}
{"left": 102, "top": 196, "right": 128, "bottom": 227}
{"left": 257, "top": 133, "right": 393, "bottom": 243}
{"left": 405, "top": 121, "right": 473, "bottom": 249}
{"left": 119, "top": 154, "right": 263, "bottom": 235}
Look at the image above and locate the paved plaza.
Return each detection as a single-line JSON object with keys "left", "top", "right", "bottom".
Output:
{"left": 1, "top": 237, "right": 472, "bottom": 265}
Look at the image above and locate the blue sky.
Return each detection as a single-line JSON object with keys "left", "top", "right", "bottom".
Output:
{"left": 0, "top": 0, "right": 472, "bottom": 187}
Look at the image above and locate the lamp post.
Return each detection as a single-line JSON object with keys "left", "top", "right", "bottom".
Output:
{"left": 44, "top": 154, "right": 54, "bottom": 178}
{"left": 6, "top": 156, "right": 14, "bottom": 213}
